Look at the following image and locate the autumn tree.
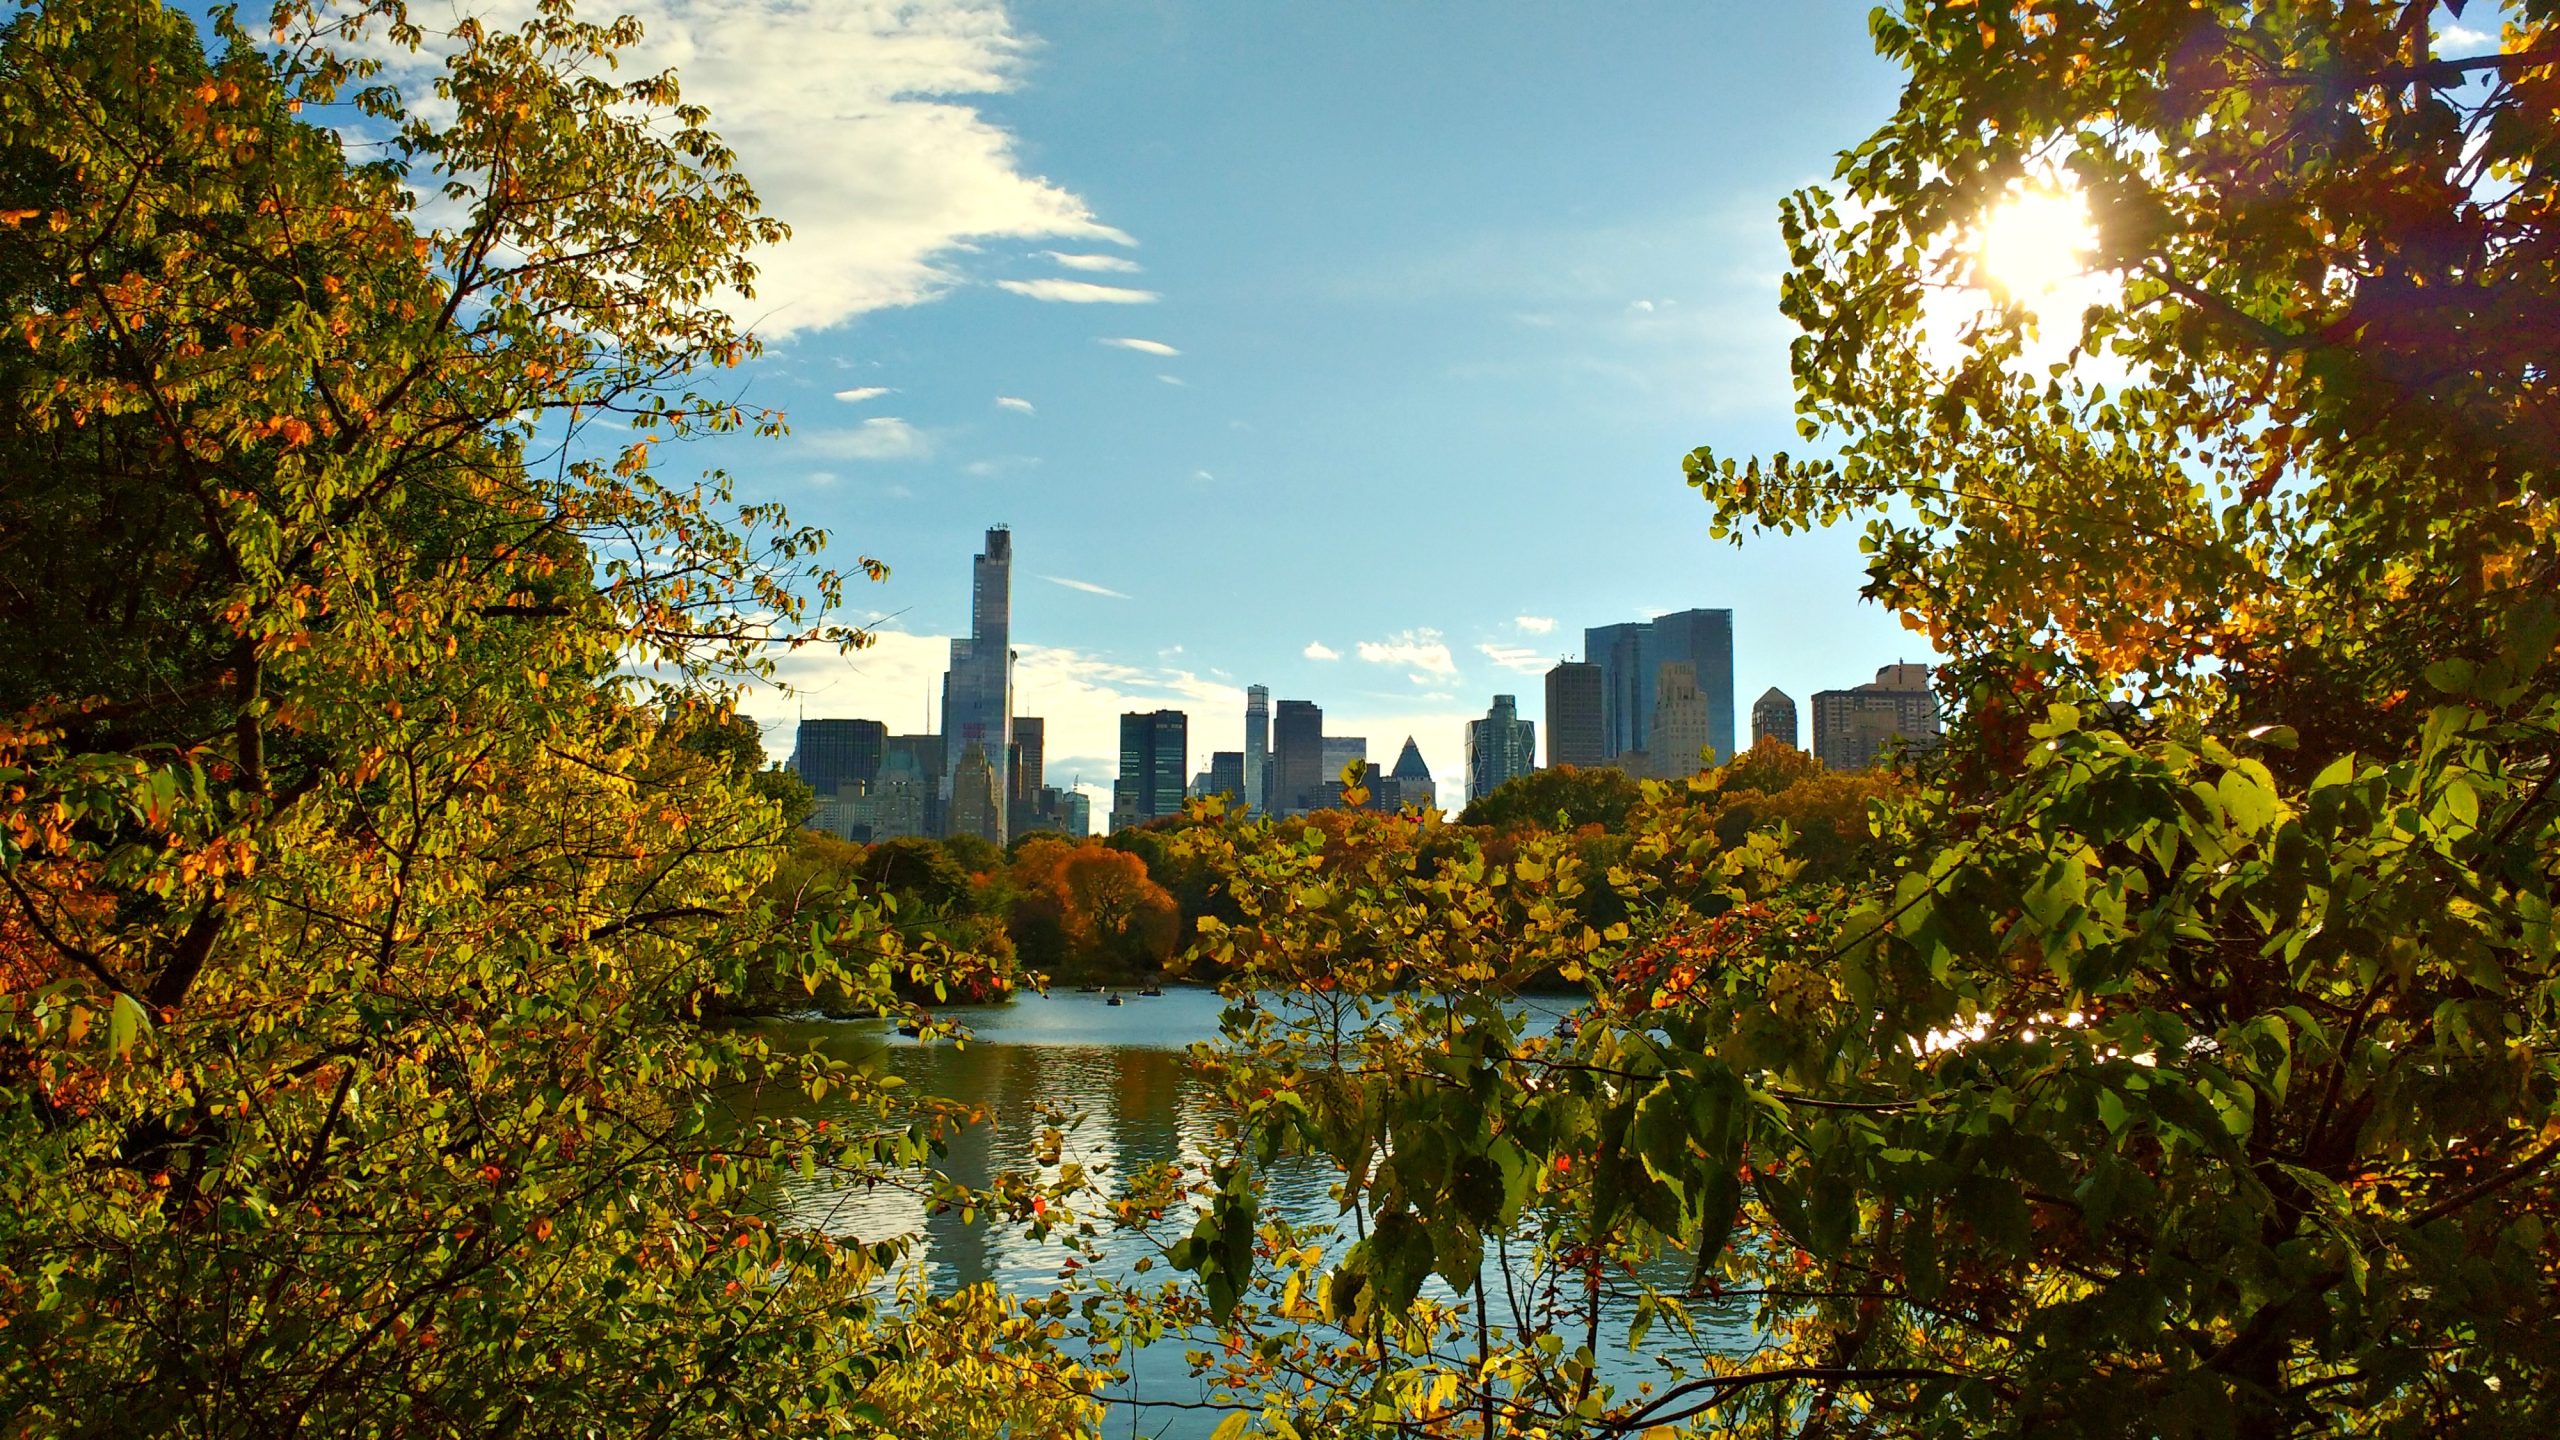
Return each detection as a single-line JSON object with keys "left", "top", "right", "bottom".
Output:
{"left": 0, "top": 2, "right": 1091, "bottom": 1434}
{"left": 1167, "top": 4, "right": 2560, "bottom": 1438}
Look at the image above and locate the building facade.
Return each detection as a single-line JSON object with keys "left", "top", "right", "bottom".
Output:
{"left": 946, "top": 744, "right": 1004, "bottom": 844}
{"left": 1115, "top": 709, "right": 1189, "bottom": 829}
{"left": 1645, "top": 662, "right": 1715, "bottom": 779}
{"left": 1586, "top": 621, "right": 1655, "bottom": 762}
{"left": 1543, "top": 660, "right": 1605, "bottom": 769}
{"left": 1389, "top": 736, "right": 1436, "bottom": 812}
{"left": 1271, "top": 699, "right": 1324, "bottom": 815}
{"left": 1651, "top": 609, "right": 1736, "bottom": 765}
{"left": 1466, "top": 694, "right": 1537, "bottom": 802}
{"left": 1751, "top": 687, "right": 1800, "bottom": 750}
{"left": 1812, "top": 663, "right": 1942, "bottom": 770}
{"left": 1321, "top": 735, "right": 1368, "bottom": 790}
{"left": 1243, "top": 685, "right": 1269, "bottom": 817}
{"left": 1586, "top": 609, "right": 1735, "bottom": 769}
{"left": 1198, "top": 750, "right": 1247, "bottom": 807}
{"left": 941, "top": 527, "right": 1014, "bottom": 842}
{"left": 791, "top": 718, "right": 884, "bottom": 808}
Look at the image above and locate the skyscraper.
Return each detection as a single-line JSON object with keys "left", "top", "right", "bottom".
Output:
{"left": 1389, "top": 737, "right": 1437, "bottom": 813}
{"left": 1115, "top": 709, "right": 1189, "bottom": 828}
{"left": 1243, "top": 685, "right": 1269, "bottom": 817}
{"left": 1272, "top": 699, "right": 1324, "bottom": 815}
{"left": 791, "top": 718, "right": 884, "bottom": 805}
{"left": 1812, "top": 664, "right": 1942, "bottom": 770}
{"left": 1752, "top": 688, "right": 1800, "bottom": 749}
{"left": 1646, "top": 661, "right": 1714, "bottom": 779}
{"left": 1587, "top": 609, "right": 1736, "bottom": 766}
{"left": 1467, "top": 694, "right": 1537, "bottom": 802}
{"left": 881, "top": 734, "right": 945, "bottom": 837}
{"left": 1007, "top": 715, "right": 1047, "bottom": 838}
{"left": 1201, "top": 751, "right": 1246, "bottom": 807}
{"left": 942, "top": 527, "right": 1013, "bottom": 841}
{"left": 1650, "top": 609, "right": 1735, "bottom": 765}
{"left": 1543, "top": 661, "right": 1605, "bottom": 768}
{"left": 947, "top": 744, "right": 1003, "bottom": 844}
{"left": 1586, "top": 621, "right": 1655, "bottom": 761}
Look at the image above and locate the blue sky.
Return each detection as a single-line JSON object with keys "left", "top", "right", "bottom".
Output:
{"left": 585, "top": 1, "right": 1927, "bottom": 811}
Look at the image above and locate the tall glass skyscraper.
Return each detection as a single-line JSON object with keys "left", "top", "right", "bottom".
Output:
{"left": 1243, "top": 685, "right": 1269, "bottom": 816}
{"left": 1271, "top": 699, "right": 1324, "bottom": 815}
{"left": 1466, "top": 694, "right": 1537, "bottom": 802}
{"left": 1116, "top": 709, "right": 1189, "bottom": 827}
{"left": 941, "top": 527, "right": 1013, "bottom": 841}
{"left": 1587, "top": 608, "right": 1735, "bottom": 766}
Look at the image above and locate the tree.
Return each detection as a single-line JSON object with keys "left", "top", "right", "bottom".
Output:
{"left": 1458, "top": 764, "right": 1646, "bottom": 832}
{"left": 1165, "top": 4, "right": 2560, "bottom": 1437}
{"left": 0, "top": 3, "right": 1086, "bottom": 1433}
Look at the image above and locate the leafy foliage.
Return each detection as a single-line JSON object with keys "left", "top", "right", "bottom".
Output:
{"left": 1155, "top": 4, "right": 2560, "bottom": 1437}
{"left": 0, "top": 3, "right": 1089, "bottom": 1434}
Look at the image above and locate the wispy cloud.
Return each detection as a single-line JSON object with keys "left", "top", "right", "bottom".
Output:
{"left": 806, "top": 416, "right": 931, "bottom": 461}
{"left": 832, "top": 386, "right": 893, "bottom": 403}
{"left": 1357, "top": 629, "right": 1457, "bottom": 676}
{"left": 1000, "top": 278, "right": 1159, "bottom": 303}
{"left": 1043, "top": 251, "right": 1142, "bottom": 273}
{"left": 807, "top": 470, "right": 840, "bottom": 487}
{"left": 1513, "top": 615, "right": 1557, "bottom": 635}
{"left": 2437, "top": 23, "right": 2492, "bottom": 48}
{"left": 1304, "top": 641, "right": 1341, "bottom": 661}
{"left": 1157, "top": 374, "right": 1187, "bottom": 386}
{"left": 963, "top": 455, "right": 1041, "bottom": 477}
{"left": 1478, "top": 642, "right": 1550, "bottom": 673}
{"left": 1101, "top": 337, "right": 1180, "bottom": 356}
{"left": 1042, "top": 574, "right": 1130, "bottom": 600}
{"left": 995, "top": 395, "right": 1035, "bottom": 414}
{"left": 1192, "top": 469, "right": 1214, "bottom": 481}
{"left": 368, "top": 0, "right": 1142, "bottom": 338}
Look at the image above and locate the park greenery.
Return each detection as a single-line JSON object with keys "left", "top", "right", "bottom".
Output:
{"left": 1, "top": 1, "right": 2554, "bottom": 1438}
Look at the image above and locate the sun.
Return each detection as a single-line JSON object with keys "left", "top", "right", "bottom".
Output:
{"left": 1973, "top": 186, "right": 2097, "bottom": 301}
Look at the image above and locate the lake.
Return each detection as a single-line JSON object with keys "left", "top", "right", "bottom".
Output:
{"left": 740, "top": 987, "right": 1750, "bottom": 1437}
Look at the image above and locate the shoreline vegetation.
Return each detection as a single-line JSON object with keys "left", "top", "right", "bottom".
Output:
{"left": 733, "top": 745, "right": 1901, "bottom": 1016}
{"left": 2, "top": 2, "right": 2553, "bottom": 1436}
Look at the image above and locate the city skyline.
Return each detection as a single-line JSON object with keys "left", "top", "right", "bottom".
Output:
{"left": 695, "top": 5, "right": 1929, "bottom": 809}
{"left": 777, "top": 521, "right": 1941, "bottom": 825}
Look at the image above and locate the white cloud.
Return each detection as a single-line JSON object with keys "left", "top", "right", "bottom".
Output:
{"left": 451, "top": 0, "right": 1141, "bottom": 338}
{"left": 1356, "top": 628, "right": 1457, "bottom": 676}
{"left": 1043, "top": 251, "right": 1142, "bottom": 273}
{"left": 1304, "top": 641, "right": 1341, "bottom": 661}
{"left": 832, "top": 386, "right": 893, "bottom": 403}
{"left": 1478, "top": 642, "right": 1550, "bottom": 673}
{"left": 807, "top": 470, "right": 840, "bottom": 486}
{"left": 2437, "top": 24, "right": 2492, "bottom": 49}
{"left": 1513, "top": 615, "right": 1556, "bottom": 635}
{"left": 1041, "top": 574, "right": 1130, "bottom": 599}
{"left": 1192, "top": 469, "right": 1214, "bottom": 481}
{"left": 1157, "top": 374, "right": 1187, "bottom": 386}
{"left": 995, "top": 395, "right": 1036, "bottom": 414}
{"left": 998, "top": 278, "right": 1161, "bottom": 304}
{"left": 806, "top": 416, "right": 930, "bottom": 461}
{"left": 1100, "top": 337, "right": 1180, "bottom": 356}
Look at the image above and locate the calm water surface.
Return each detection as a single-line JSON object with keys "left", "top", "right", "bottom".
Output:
{"left": 742, "top": 988, "right": 1748, "bottom": 1437}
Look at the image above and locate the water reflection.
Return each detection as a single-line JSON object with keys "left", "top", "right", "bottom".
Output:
{"left": 743, "top": 989, "right": 1233, "bottom": 1297}
{"left": 740, "top": 988, "right": 1751, "bottom": 1437}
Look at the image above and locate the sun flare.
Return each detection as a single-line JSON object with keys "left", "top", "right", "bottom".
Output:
{"left": 1973, "top": 187, "right": 2097, "bottom": 300}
